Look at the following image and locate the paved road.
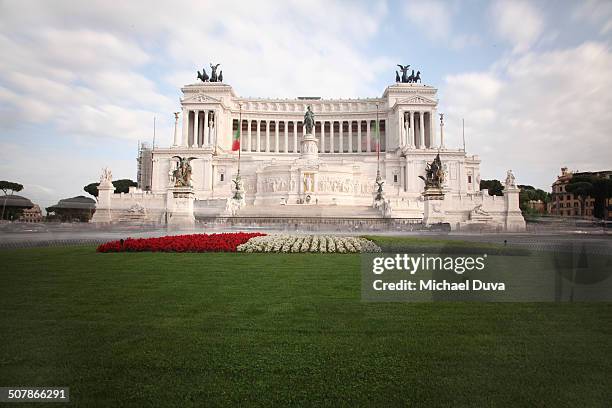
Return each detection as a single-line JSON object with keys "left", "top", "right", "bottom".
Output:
{"left": 1, "top": 222, "right": 610, "bottom": 253}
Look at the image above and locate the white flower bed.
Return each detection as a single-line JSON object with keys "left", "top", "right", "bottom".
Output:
{"left": 237, "top": 235, "right": 381, "bottom": 253}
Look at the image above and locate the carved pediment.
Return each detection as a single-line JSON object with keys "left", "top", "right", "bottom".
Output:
{"left": 397, "top": 95, "right": 437, "bottom": 105}
{"left": 183, "top": 93, "right": 222, "bottom": 104}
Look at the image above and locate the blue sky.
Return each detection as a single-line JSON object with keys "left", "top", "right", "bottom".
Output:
{"left": 1, "top": 0, "right": 611, "bottom": 209}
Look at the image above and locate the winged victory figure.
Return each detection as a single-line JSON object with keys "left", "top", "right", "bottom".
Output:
{"left": 171, "top": 156, "right": 198, "bottom": 187}
{"left": 397, "top": 64, "right": 410, "bottom": 83}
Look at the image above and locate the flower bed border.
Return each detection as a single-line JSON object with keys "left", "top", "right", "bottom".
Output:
{"left": 96, "top": 232, "right": 265, "bottom": 253}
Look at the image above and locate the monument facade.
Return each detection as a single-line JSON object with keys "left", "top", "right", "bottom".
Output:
{"left": 91, "top": 65, "right": 526, "bottom": 231}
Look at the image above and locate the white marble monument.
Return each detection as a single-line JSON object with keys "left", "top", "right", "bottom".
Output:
{"left": 92, "top": 70, "right": 526, "bottom": 231}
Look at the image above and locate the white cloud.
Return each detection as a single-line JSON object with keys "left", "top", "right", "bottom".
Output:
{"left": 0, "top": 0, "right": 390, "bottom": 207}
{"left": 491, "top": 0, "right": 544, "bottom": 53}
{"left": 403, "top": 0, "right": 480, "bottom": 50}
{"left": 442, "top": 42, "right": 612, "bottom": 189}
{"left": 573, "top": 0, "right": 612, "bottom": 35}
{"left": 404, "top": 0, "right": 451, "bottom": 41}
{"left": 450, "top": 34, "right": 482, "bottom": 50}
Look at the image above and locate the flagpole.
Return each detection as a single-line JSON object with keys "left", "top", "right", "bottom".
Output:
{"left": 238, "top": 103, "right": 242, "bottom": 176}
{"left": 376, "top": 103, "right": 380, "bottom": 176}
{"left": 373, "top": 103, "right": 384, "bottom": 204}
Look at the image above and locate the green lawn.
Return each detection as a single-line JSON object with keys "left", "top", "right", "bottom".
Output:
{"left": 1, "top": 242, "right": 611, "bottom": 407}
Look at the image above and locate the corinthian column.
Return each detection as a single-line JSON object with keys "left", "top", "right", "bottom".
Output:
{"left": 181, "top": 109, "right": 188, "bottom": 147}
{"left": 348, "top": 121, "right": 352, "bottom": 153}
{"left": 330, "top": 121, "right": 334, "bottom": 153}
{"left": 203, "top": 110, "right": 209, "bottom": 147}
{"left": 398, "top": 113, "right": 404, "bottom": 147}
{"left": 339, "top": 121, "right": 343, "bottom": 153}
{"left": 366, "top": 120, "right": 371, "bottom": 153}
{"left": 275, "top": 120, "right": 279, "bottom": 153}
{"left": 321, "top": 121, "right": 326, "bottom": 153}
{"left": 404, "top": 115, "right": 410, "bottom": 147}
{"left": 284, "top": 120, "right": 289, "bottom": 153}
{"left": 256, "top": 120, "right": 261, "bottom": 152}
{"left": 192, "top": 110, "right": 199, "bottom": 148}
{"left": 247, "top": 119, "right": 252, "bottom": 152}
{"left": 429, "top": 111, "right": 436, "bottom": 148}
{"left": 409, "top": 111, "right": 414, "bottom": 147}
{"left": 419, "top": 111, "right": 425, "bottom": 149}
{"left": 265, "top": 120, "right": 270, "bottom": 152}
{"left": 293, "top": 121, "right": 298, "bottom": 153}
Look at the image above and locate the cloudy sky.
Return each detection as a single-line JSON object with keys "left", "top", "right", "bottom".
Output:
{"left": 1, "top": 0, "right": 611, "bottom": 209}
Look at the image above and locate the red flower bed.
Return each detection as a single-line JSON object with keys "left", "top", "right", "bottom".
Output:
{"left": 96, "top": 232, "right": 265, "bottom": 253}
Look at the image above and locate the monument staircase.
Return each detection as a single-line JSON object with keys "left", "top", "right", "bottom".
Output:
{"left": 195, "top": 202, "right": 424, "bottom": 232}
{"left": 236, "top": 204, "right": 383, "bottom": 218}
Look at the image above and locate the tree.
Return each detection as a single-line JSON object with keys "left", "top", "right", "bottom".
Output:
{"left": 112, "top": 179, "right": 138, "bottom": 193}
{"left": 0, "top": 180, "right": 23, "bottom": 195}
{"left": 84, "top": 182, "right": 99, "bottom": 198}
{"left": 564, "top": 175, "right": 612, "bottom": 219}
{"left": 480, "top": 179, "right": 503, "bottom": 196}
{"left": 518, "top": 185, "right": 550, "bottom": 214}
{"left": 1, "top": 180, "right": 24, "bottom": 220}
{"left": 83, "top": 179, "right": 138, "bottom": 199}
{"left": 566, "top": 177, "right": 594, "bottom": 217}
{"left": 591, "top": 178, "right": 612, "bottom": 220}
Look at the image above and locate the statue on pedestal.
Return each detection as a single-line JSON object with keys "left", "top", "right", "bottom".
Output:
{"left": 419, "top": 154, "right": 445, "bottom": 190}
{"left": 227, "top": 173, "right": 245, "bottom": 216}
{"left": 232, "top": 174, "right": 245, "bottom": 200}
{"left": 374, "top": 176, "right": 384, "bottom": 201}
{"left": 100, "top": 167, "right": 113, "bottom": 185}
{"left": 304, "top": 106, "right": 315, "bottom": 134}
{"left": 197, "top": 63, "right": 223, "bottom": 83}
{"left": 505, "top": 170, "right": 516, "bottom": 188}
{"left": 171, "top": 156, "right": 197, "bottom": 187}
{"left": 395, "top": 64, "right": 423, "bottom": 84}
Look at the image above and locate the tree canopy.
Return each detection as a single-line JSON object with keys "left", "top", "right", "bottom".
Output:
{"left": 84, "top": 179, "right": 138, "bottom": 198}
{"left": 113, "top": 179, "right": 138, "bottom": 193}
{"left": 566, "top": 175, "right": 612, "bottom": 219}
{"left": 518, "top": 185, "right": 550, "bottom": 214}
{"left": 479, "top": 179, "right": 503, "bottom": 196}
{"left": 0, "top": 180, "right": 24, "bottom": 195}
{"left": 84, "top": 182, "right": 99, "bottom": 198}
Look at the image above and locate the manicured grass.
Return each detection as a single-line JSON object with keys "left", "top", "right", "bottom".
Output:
{"left": 1, "top": 244, "right": 611, "bottom": 407}
{"left": 365, "top": 235, "right": 529, "bottom": 255}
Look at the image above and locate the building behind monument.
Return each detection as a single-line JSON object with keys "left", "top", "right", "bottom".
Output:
{"left": 548, "top": 167, "right": 612, "bottom": 218}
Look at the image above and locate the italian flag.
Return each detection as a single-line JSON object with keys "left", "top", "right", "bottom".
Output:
{"left": 232, "top": 127, "right": 240, "bottom": 151}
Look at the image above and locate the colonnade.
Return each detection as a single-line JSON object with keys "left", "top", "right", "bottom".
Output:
{"left": 180, "top": 108, "right": 218, "bottom": 147}
{"left": 399, "top": 111, "right": 436, "bottom": 149}
{"left": 178, "top": 109, "right": 439, "bottom": 151}
{"left": 235, "top": 119, "right": 386, "bottom": 153}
